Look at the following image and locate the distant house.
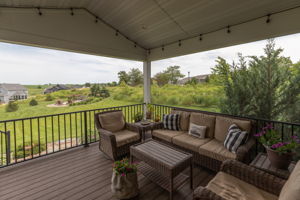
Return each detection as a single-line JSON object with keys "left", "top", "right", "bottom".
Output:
{"left": 43, "top": 84, "right": 70, "bottom": 94}
{"left": 178, "top": 74, "right": 210, "bottom": 85}
{"left": 0, "top": 84, "right": 28, "bottom": 104}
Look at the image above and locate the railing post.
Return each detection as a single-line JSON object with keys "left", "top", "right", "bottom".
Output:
{"left": 5, "top": 131, "right": 11, "bottom": 165}
{"left": 84, "top": 111, "right": 89, "bottom": 147}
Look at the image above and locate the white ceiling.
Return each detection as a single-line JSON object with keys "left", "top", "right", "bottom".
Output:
{"left": 1, "top": 0, "right": 300, "bottom": 50}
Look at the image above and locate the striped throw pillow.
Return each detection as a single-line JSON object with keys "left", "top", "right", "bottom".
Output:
{"left": 163, "top": 114, "right": 180, "bottom": 131}
{"left": 224, "top": 124, "right": 248, "bottom": 153}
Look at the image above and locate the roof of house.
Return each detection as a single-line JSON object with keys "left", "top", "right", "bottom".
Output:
{"left": 178, "top": 74, "right": 210, "bottom": 84}
{"left": 0, "top": 84, "right": 27, "bottom": 91}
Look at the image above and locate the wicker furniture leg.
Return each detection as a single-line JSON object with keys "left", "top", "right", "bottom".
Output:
{"left": 170, "top": 177, "right": 173, "bottom": 200}
{"left": 190, "top": 162, "right": 193, "bottom": 189}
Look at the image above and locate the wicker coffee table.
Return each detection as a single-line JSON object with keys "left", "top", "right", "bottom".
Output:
{"left": 130, "top": 140, "right": 193, "bottom": 200}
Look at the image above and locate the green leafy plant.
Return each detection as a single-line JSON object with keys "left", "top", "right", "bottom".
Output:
{"left": 45, "top": 94, "right": 54, "bottom": 101}
{"left": 134, "top": 113, "right": 143, "bottom": 122}
{"left": 255, "top": 124, "right": 300, "bottom": 154}
{"left": 29, "top": 99, "right": 38, "bottom": 106}
{"left": 113, "top": 158, "right": 138, "bottom": 176}
{"left": 6, "top": 101, "right": 19, "bottom": 112}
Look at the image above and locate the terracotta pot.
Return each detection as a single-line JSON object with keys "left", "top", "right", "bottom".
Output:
{"left": 111, "top": 172, "right": 139, "bottom": 199}
{"left": 146, "top": 111, "right": 152, "bottom": 120}
{"left": 265, "top": 146, "right": 294, "bottom": 170}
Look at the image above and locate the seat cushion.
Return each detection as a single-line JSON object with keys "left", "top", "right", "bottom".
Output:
{"left": 172, "top": 134, "right": 211, "bottom": 152}
{"left": 190, "top": 112, "right": 216, "bottom": 138}
{"left": 279, "top": 161, "right": 300, "bottom": 200}
{"left": 98, "top": 111, "right": 125, "bottom": 132}
{"left": 214, "top": 116, "right": 251, "bottom": 142}
{"left": 152, "top": 129, "right": 185, "bottom": 143}
{"left": 113, "top": 130, "right": 140, "bottom": 147}
{"left": 171, "top": 110, "right": 191, "bottom": 131}
{"left": 199, "top": 139, "right": 236, "bottom": 161}
{"left": 207, "top": 172, "right": 278, "bottom": 200}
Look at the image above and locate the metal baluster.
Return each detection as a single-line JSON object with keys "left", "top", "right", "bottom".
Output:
{"left": 38, "top": 118, "right": 41, "bottom": 156}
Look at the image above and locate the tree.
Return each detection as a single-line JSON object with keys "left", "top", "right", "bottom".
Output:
{"left": 6, "top": 101, "right": 19, "bottom": 112}
{"left": 45, "top": 94, "right": 54, "bottom": 101}
{"left": 85, "top": 82, "right": 91, "bottom": 87}
{"left": 212, "top": 39, "right": 300, "bottom": 121}
{"left": 127, "top": 68, "right": 143, "bottom": 86}
{"left": 29, "top": 99, "right": 38, "bottom": 106}
{"left": 185, "top": 77, "right": 199, "bottom": 85}
{"left": 118, "top": 71, "right": 130, "bottom": 84}
{"left": 153, "top": 66, "right": 185, "bottom": 86}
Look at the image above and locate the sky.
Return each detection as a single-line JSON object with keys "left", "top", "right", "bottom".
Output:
{"left": 0, "top": 33, "right": 300, "bottom": 85}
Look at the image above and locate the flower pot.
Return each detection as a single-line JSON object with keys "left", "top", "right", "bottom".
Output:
{"left": 146, "top": 111, "right": 152, "bottom": 120}
{"left": 265, "top": 146, "right": 294, "bottom": 170}
{"left": 111, "top": 171, "right": 139, "bottom": 199}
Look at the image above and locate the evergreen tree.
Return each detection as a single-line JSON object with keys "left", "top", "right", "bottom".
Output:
{"left": 212, "top": 39, "right": 300, "bottom": 121}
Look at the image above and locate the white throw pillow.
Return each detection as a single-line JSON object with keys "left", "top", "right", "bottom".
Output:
{"left": 188, "top": 123, "right": 206, "bottom": 139}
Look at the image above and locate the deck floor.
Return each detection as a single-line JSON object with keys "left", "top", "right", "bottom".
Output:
{"left": 0, "top": 143, "right": 215, "bottom": 200}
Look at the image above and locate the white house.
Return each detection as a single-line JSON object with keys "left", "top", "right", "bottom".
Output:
{"left": 0, "top": 84, "right": 28, "bottom": 104}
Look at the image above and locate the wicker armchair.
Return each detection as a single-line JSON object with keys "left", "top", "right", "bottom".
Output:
{"left": 95, "top": 110, "right": 141, "bottom": 161}
{"left": 193, "top": 160, "right": 288, "bottom": 200}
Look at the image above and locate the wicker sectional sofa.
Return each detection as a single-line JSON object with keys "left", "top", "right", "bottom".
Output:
{"left": 152, "top": 109, "right": 255, "bottom": 172}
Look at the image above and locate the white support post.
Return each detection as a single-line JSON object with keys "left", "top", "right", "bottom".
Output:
{"left": 143, "top": 61, "right": 151, "bottom": 118}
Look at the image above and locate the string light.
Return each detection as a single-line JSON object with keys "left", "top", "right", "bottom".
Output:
{"left": 115, "top": 30, "right": 119, "bottom": 36}
{"left": 37, "top": 7, "right": 42, "bottom": 16}
{"left": 70, "top": 8, "right": 74, "bottom": 16}
{"left": 178, "top": 40, "right": 181, "bottom": 47}
{"left": 227, "top": 26, "right": 231, "bottom": 34}
{"left": 148, "top": 49, "right": 151, "bottom": 54}
{"left": 95, "top": 16, "right": 98, "bottom": 23}
{"left": 266, "top": 14, "right": 271, "bottom": 23}
{"left": 199, "top": 34, "right": 202, "bottom": 41}
{"left": 162, "top": 45, "right": 164, "bottom": 51}
{"left": 134, "top": 42, "right": 137, "bottom": 48}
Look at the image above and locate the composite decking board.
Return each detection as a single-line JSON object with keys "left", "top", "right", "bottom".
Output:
{"left": 0, "top": 143, "right": 214, "bottom": 200}
{"left": 0, "top": 153, "right": 108, "bottom": 194}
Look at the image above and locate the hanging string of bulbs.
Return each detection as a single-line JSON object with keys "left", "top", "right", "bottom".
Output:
{"left": 0, "top": 4, "right": 299, "bottom": 55}
{"left": 1, "top": 6, "right": 145, "bottom": 50}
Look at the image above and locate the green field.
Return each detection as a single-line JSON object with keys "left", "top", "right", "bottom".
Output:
{"left": 0, "top": 84, "right": 221, "bottom": 163}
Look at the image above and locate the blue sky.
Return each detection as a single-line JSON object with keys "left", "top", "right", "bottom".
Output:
{"left": 0, "top": 33, "right": 300, "bottom": 85}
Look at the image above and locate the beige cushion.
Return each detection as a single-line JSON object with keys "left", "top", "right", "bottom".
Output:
{"left": 98, "top": 111, "right": 125, "bottom": 132}
{"left": 214, "top": 116, "right": 251, "bottom": 142}
{"left": 172, "top": 134, "right": 211, "bottom": 152}
{"left": 207, "top": 172, "right": 278, "bottom": 200}
{"left": 279, "top": 161, "right": 300, "bottom": 200}
{"left": 152, "top": 129, "right": 184, "bottom": 143}
{"left": 190, "top": 112, "right": 216, "bottom": 138}
{"left": 171, "top": 110, "right": 191, "bottom": 131}
{"left": 199, "top": 139, "right": 236, "bottom": 161}
{"left": 188, "top": 123, "right": 206, "bottom": 139}
{"left": 113, "top": 130, "right": 140, "bottom": 147}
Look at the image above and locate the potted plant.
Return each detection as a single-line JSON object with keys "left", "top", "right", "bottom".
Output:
{"left": 134, "top": 113, "right": 143, "bottom": 123}
{"left": 146, "top": 104, "right": 153, "bottom": 120}
{"left": 111, "top": 158, "right": 139, "bottom": 199}
{"left": 255, "top": 124, "right": 300, "bottom": 169}
{"left": 154, "top": 114, "right": 160, "bottom": 122}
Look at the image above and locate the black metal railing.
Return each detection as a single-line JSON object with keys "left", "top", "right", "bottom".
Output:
{"left": 1, "top": 102, "right": 299, "bottom": 167}
{"left": 0, "top": 103, "right": 144, "bottom": 167}
{"left": 151, "top": 104, "right": 300, "bottom": 155}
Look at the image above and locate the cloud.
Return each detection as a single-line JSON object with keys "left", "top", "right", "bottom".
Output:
{"left": 0, "top": 33, "right": 300, "bottom": 84}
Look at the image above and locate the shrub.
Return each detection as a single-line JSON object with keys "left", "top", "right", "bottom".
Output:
{"left": 29, "top": 99, "right": 38, "bottom": 106}
{"left": 6, "top": 101, "right": 19, "bottom": 112}
{"left": 13, "top": 142, "right": 46, "bottom": 159}
{"left": 45, "top": 94, "right": 54, "bottom": 101}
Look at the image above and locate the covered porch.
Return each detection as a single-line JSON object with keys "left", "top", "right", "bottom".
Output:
{"left": 1, "top": 0, "right": 300, "bottom": 200}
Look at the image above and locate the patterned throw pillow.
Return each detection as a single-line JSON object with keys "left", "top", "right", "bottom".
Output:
{"left": 188, "top": 123, "right": 206, "bottom": 139}
{"left": 163, "top": 114, "right": 180, "bottom": 131}
{"left": 224, "top": 124, "right": 248, "bottom": 153}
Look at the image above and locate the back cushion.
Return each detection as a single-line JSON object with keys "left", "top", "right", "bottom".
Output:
{"left": 98, "top": 111, "right": 125, "bottom": 132}
{"left": 214, "top": 116, "right": 251, "bottom": 142}
{"left": 279, "top": 161, "right": 300, "bottom": 200}
{"left": 190, "top": 113, "right": 216, "bottom": 138}
{"left": 171, "top": 110, "right": 191, "bottom": 131}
